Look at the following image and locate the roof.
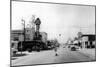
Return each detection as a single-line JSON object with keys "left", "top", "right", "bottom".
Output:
{"left": 82, "top": 34, "right": 96, "bottom": 37}
{"left": 82, "top": 34, "right": 96, "bottom": 41}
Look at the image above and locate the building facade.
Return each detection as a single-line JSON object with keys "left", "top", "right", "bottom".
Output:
{"left": 11, "top": 30, "right": 23, "bottom": 41}
{"left": 40, "top": 32, "right": 47, "bottom": 43}
{"left": 81, "top": 34, "right": 96, "bottom": 48}
{"left": 25, "top": 28, "right": 35, "bottom": 41}
{"left": 11, "top": 27, "right": 35, "bottom": 41}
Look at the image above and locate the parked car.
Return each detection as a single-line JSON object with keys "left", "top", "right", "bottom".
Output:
{"left": 11, "top": 48, "right": 18, "bottom": 56}
{"left": 11, "top": 41, "right": 18, "bottom": 56}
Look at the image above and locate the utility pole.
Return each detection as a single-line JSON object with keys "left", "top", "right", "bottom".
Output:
{"left": 21, "top": 19, "right": 26, "bottom": 41}
{"left": 20, "top": 19, "right": 26, "bottom": 54}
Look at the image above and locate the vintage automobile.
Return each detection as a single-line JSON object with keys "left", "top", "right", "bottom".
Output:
{"left": 11, "top": 48, "right": 18, "bottom": 56}
{"left": 70, "top": 45, "right": 79, "bottom": 51}
{"left": 68, "top": 40, "right": 80, "bottom": 51}
{"left": 11, "top": 41, "right": 18, "bottom": 56}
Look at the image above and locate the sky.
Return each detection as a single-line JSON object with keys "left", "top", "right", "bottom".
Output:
{"left": 12, "top": 1, "right": 95, "bottom": 43}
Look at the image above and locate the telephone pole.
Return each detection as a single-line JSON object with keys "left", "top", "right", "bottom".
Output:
{"left": 21, "top": 19, "right": 26, "bottom": 41}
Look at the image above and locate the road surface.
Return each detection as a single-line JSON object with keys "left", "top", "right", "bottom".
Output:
{"left": 11, "top": 46, "right": 95, "bottom": 66}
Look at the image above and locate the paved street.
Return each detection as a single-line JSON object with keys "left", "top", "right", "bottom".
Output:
{"left": 11, "top": 46, "right": 95, "bottom": 66}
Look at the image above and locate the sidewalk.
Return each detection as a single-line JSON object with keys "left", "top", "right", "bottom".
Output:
{"left": 78, "top": 48, "right": 96, "bottom": 61}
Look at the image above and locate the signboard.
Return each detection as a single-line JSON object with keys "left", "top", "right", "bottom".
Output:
{"left": 82, "top": 36, "right": 88, "bottom": 41}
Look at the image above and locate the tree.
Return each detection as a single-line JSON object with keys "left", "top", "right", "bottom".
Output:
{"left": 29, "top": 15, "right": 36, "bottom": 28}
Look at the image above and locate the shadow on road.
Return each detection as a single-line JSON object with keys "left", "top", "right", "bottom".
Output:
{"left": 12, "top": 53, "right": 27, "bottom": 57}
{"left": 11, "top": 53, "right": 28, "bottom": 60}
{"left": 11, "top": 57, "right": 17, "bottom": 60}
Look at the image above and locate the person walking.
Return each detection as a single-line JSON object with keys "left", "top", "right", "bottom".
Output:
{"left": 54, "top": 42, "right": 59, "bottom": 56}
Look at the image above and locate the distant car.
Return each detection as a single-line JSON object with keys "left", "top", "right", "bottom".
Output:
{"left": 70, "top": 45, "right": 79, "bottom": 51}
{"left": 27, "top": 48, "right": 32, "bottom": 52}
{"left": 71, "top": 47, "right": 76, "bottom": 51}
{"left": 68, "top": 45, "right": 71, "bottom": 48}
{"left": 11, "top": 41, "right": 18, "bottom": 56}
{"left": 11, "top": 48, "right": 18, "bottom": 56}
